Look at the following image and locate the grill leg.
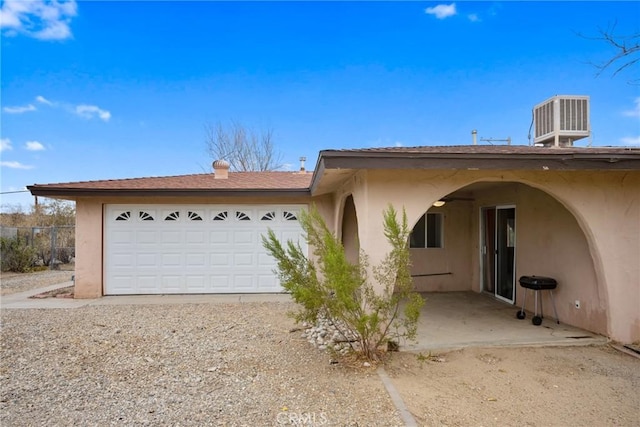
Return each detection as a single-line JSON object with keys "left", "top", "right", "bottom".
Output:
{"left": 534, "top": 290, "right": 539, "bottom": 317}
{"left": 520, "top": 289, "right": 528, "bottom": 316}
{"left": 531, "top": 290, "right": 543, "bottom": 325}
{"left": 549, "top": 290, "right": 560, "bottom": 324}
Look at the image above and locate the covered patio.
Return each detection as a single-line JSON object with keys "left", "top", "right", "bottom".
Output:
{"left": 404, "top": 291, "right": 607, "bottom": 353}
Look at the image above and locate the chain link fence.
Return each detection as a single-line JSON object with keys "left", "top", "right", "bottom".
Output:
{"left": 0, "top": 225, "right": 75, "bottom": 270}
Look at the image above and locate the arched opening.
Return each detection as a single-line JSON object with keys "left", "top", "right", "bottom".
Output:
{"left": 408, "top": 181, "right": 606, "bottom": 336}
{"left": 341, "top": 195, "right": 359, "bottom": 265}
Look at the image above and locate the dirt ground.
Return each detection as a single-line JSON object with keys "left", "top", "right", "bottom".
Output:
{"left": 1, "top": 271, "right": 639, "bottom": 426}
{"left": 0, "top": 267, "right": 73, "bottom": 295}
{"left": 385, "top": 344, "right": 639, "bottom": 426}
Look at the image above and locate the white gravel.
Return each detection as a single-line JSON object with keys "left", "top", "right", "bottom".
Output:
{"left": 1, "top": 302, "right": 403, "bottom": 426}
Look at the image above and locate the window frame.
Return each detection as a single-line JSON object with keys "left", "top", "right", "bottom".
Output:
{"left": 410, "top": 212, "right": 444, "bottom": 249}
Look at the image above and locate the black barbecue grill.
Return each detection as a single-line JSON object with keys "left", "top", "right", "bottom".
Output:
{"left": 516, "top": 275, "right": 560, "bottom": 326}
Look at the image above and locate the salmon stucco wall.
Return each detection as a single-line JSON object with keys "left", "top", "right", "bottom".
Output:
{"left": 409, "top": 203, "right": 473, "bottom": 292}
{"left": 342, "top": 169, "right": 639, "bottom": 343}
{"left": 470, "top": 183, "right": 605, "bottom": 336}
{"left": 528, "top": 171, "right": 640, "bottom": 344}
{"left": 74, "top": 198, "right": 103, "bottom": 298}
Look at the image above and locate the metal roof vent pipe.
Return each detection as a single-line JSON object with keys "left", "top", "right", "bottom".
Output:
{"left": 299, "top": 156, "right": 307, "bottom": 173}
{"left": 471, "top": 129, "right": 477, "bottom": 145}
{"left": 213, "top": 159, "right": 230, "bottom": 179}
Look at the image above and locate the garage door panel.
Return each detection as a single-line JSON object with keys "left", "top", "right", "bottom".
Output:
{"left": 211, "top": 253, "right": 229, "bottom": 266}
{"left": 112, "top": 253, "right": 134, "bottom": 268}
{"left": 233, "top": 275, "right": 254, "bottom": 288}
{"left": 110, "top": 276, "right": 136, "bottom": 293}
{"left": 186, "top": 276, "right": 206, "bottom": 291}
{"left": 138, "top": 275, "right": 160, "bottom": 290}
{"left": 161, "top": 276, "right": 183, "bottom": 292}
{"left": 161, "top": 231, "right": 182, "bottom": 244}
{"left": 105, "top": 204, "right": 306, "bottom": 294}
{"left": 186, "top": 230, "right": 206, "bottom": 244}
{"left": 233, "top": 230, "right": 254, "bottom": 244}
{"left": 258, "top": 253, "right": 274, "bottom": 267}
{"left": 137, "top": 230, "right": 158, "bottom": 244}
{"left": 234, "top": 253, "right": 254, "bottom": 266}
{"left": 136, "top": 253, "right": 158, "bottom": 267}
{"left": 162, "top": 253, "right": 183, "bottom": 266}
{"left": 186, "top": 253, "right": 206, "bottom": 267}
{"left": 210, "top": 231, "right": 229, "bottom": 244}
{"left": 112, "top": 230, "right": 134, "bottom": 244}
{"left": 211, "top": 275, "right": 230, "bottom": 289}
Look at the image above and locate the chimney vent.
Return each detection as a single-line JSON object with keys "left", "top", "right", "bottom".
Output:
{"left": 212, "top": 160, "right": 230, "bottom": 179}
{"left": 299, "top": 157, "right": 307, "bottom": 173}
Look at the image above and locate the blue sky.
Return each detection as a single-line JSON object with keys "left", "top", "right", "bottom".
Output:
{"left": 1, "top": 1, "right": 639, "bottom": 210}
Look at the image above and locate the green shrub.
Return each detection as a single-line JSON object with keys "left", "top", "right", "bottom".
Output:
{"left": 263, "top": 204, "right": 424, "bottom": 361}
{"left": 0, "top": 237, "right": 37, "bottom": 272}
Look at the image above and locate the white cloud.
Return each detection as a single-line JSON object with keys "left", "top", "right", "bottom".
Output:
{"left": 620, "top": 136, "right": 640, "bottom": 146}
{"left": 0, "top": 138, "right": 13, "bottom": 152}
{"left": 468, "top": 13, "right": 481, "bottom": 22}
{"left": 0, "top": 161, "right": 34, "bottom": 170}
{"left": 0, "top": 0, "right": 77, "bottom": 41}
{"left": 425, "top": 3, "right": 457, "bottom": 19}
{"left": 623, "top": 97, "right": 640, "bottom": 118}
{"left": 36, "top": 95, "right": 54, "bottom": 106}
{"left": 25, "top": 141, "right": 46, "bottom": 151}
{"left": 3, "top": 104, "right": 36, "bottom": 114}
{"left": 75, "top": 104, "right": 111, "bottom": 122}
{"left": 4, "top": 95, "right": 112, "bottom": 122}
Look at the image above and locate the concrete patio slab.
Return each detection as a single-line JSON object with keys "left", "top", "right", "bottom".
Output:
{"left": 405, "top": 291, "right": 607, "bottom": 352}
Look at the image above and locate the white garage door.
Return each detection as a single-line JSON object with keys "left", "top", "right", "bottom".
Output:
{"left": 104, "top": 204, "right": 307, "bottom": 295}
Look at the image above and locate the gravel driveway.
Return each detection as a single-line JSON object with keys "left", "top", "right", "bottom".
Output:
{"left": 1, "top": 301, "right": 403, "bottom": 426}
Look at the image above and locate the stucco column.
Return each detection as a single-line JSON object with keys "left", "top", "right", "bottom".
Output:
{"left": 354, "top": 170, "right": 452, "bottom": 294}
{"left": 576, "top": 180, "right": 640, "bottom": 344}
{"left": 532, "top": 172, "right": 640, "bottom": 344}
{"left": 74, "top": 199, "right": 103, "bottom": 298}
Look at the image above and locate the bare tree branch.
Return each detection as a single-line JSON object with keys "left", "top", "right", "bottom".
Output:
{"left": 205, "top": 120, "right": 284, "bottom": 171}
{"left": 578, "top": 21, "right": 640, "bottom": 84}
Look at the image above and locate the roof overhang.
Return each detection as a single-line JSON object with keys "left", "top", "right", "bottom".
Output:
{"left": 27, "top": 146, "right": 640, "bottom": 200}
{"left": 27, "top": 187, "right": 311, "bottom": 199}
{"left": 309, "top": 147, "right": 640, "bottom": 195}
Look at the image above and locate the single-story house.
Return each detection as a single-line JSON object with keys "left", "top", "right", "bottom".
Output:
{"left": 28, "top": 145, "right": 640, "bottom": 344}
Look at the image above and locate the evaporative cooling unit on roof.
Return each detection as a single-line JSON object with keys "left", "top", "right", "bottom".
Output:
{"left": 533, "top": 95, "right": 590, "bottom": 147}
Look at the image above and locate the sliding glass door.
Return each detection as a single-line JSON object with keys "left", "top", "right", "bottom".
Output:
{"left": 481, "top": 206, "right": 516, "bottom": 303}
